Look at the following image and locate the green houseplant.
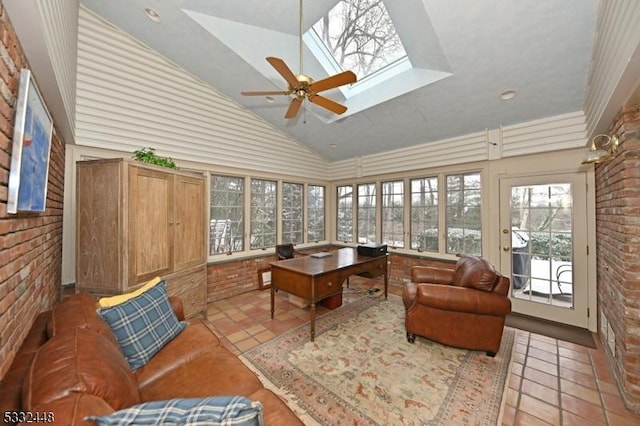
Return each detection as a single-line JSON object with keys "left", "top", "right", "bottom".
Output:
{"left": 132, "top": 147, "right": 177, "bottom": 169}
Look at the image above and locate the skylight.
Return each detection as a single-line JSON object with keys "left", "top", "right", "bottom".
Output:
{"left": 309, "top": 0, "right": 408, "bottom": 82}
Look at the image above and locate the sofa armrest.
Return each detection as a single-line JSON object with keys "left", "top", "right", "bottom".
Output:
{"left": 411, "top": 266, "right": 455, "bottom": 285}
{"left": 415, "top": 284, "right": 511, "bottom": 316}
{"left": 168, "top": 296, "right": 185, "bottom": 321}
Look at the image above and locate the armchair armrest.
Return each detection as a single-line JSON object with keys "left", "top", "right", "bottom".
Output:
{"left": 415, "top": 284, "right": 511, "bottom": 316}
{"left": 411, "top": 266, "right": 455, "bottom": 285}
{"left": 168, "top": 296, "right": 185, "bottom": 321}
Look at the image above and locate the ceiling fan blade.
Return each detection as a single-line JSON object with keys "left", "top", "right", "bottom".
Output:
{"left": 309, "top": 70, "right": 357, "bottom": 93}
{"left": 241, "top": 90, "right": 290, "bottom": 96}
{"left": 266, "top": 56, "right": 299, "bottom": 88}
{"left": 307, "top": 94, "right": 348, "bottom": 115}
{"left": 285, "top": 98, "right": 303, "bottom": 118}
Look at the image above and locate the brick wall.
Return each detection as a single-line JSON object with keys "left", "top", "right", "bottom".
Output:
{"left": 0, "top": 6, "right": 65, "bottom": 379}
{"left": 595, "top": 104, "right": 640, "bottom": 412}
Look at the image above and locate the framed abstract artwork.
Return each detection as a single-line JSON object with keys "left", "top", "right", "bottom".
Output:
{"left": 7, "top": 69, "right": 53, "bottom": 214}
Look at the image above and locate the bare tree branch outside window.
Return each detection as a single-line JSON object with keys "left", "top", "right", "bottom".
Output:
{"left": 312, "top": 0, "right": 406, "bottom": 79}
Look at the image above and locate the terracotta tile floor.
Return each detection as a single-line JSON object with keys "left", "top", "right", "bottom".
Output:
{"left": 205, "top": 277, "right": 640, "bottom": 425}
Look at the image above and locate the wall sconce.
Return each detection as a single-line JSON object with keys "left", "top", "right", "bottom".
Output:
{"left": 582, "top": 134, "right": 619, "bottom": 164}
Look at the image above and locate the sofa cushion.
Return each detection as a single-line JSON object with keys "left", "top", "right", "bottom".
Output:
{"left": 134, "top": 320, "right": 221, "bottom": 390}
{"left": 23, "top": 327, "right": 140, "bottom": 411}
{"left": 85, "top": 396, "right": 263, "bottom": 426}
{"left": 137, "top": 348, "right": 263, "bottom": 402}
{"left": 98, "top": 280, "right": 187, "bottom": 371}
{"left": 47, "top": 293, "right": 117, "bottom": 345}
{"left": 97, "top": 276, "right": 162, "bottom": 308}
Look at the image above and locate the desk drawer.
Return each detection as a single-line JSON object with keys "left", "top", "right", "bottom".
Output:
{"left": 316, "top": 273, "right": 343, "bottom": 298}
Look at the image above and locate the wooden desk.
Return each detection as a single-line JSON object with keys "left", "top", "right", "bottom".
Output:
{"left": 270, "top": 247, "right": 388, "bottom": 341}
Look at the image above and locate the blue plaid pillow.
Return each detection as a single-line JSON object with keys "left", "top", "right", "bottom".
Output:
{"left": 85, "top": 396, "right": 263, "bottom": 426}
{"left": 97, "top": 280, "right": 187, "bottom": 371}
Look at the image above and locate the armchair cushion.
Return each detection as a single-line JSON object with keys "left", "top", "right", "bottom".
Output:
{"left": 415, "top": 284, "right": 512, "bottom": 316}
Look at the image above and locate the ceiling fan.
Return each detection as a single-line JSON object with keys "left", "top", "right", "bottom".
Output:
{"left": 241, "top": 0, "right": 357, "bottom": 119}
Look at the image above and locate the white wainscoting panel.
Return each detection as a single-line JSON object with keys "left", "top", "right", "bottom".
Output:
{"left": 501, "top": 111, "right": 587, "bottom": 157}
{"left": 329, "top": 131, "right": 488, "bottom": 179}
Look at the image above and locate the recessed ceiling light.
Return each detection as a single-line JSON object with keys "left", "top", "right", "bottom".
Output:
{"left": 500, "top": 90, "right": 517, "bottom": 101}
{"left": 144, "top": 7, "right": 161, "bottom": 22}
{"left": 265, "top": 96, "right": 275, "bottom": 103}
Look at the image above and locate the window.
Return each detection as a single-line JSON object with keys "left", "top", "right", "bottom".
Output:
{"left": 282, "top": 182, "right": 304, "bottom": 244}
{"left": 382, "top": 180, "right": 404, "bottom": 248}
{"left": 250, "top": 179, "right": 277, "bottom": 250}
{"left": 446, "top": 172, "right": 482, "bottom": 255}
{"left": 410, "top": 177, "right": 438, "bottom": 252}
{"left": 357, "top": 183, "right": 376, "bottom": 244}
{"left": 210, "top": 175, "right": 244, "bottom": 255}
{"left": 307, "top": 185, "right": 325, "bottom": 242}
{"left": 336, "top": 185, "right": 353, "bottom": 241}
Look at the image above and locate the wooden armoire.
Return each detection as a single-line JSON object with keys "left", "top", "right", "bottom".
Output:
{"left": 76, "top": 158, "right": 207, "bottom": 318}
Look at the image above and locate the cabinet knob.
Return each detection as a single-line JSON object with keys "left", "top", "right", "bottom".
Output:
{"left": 327, "top": 282, "right": 333, "bottom": 287}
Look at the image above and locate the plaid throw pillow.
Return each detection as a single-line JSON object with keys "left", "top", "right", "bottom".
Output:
{"left": 85, "top": 396, "right": 263, "bottom": 426}
{"left": 98, "top": 280, "right": 187, "bottom": 371}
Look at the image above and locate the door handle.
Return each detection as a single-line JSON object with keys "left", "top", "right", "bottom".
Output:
{"left": 503, "top": 246, "right": 510, "bottom": 251}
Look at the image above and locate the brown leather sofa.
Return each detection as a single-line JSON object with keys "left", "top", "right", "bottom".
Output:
{"left": 0, "top": 293, "right": 302, "bottom": 425}
{"left": 402, "top": 255, "right": 512, "bottom": 356}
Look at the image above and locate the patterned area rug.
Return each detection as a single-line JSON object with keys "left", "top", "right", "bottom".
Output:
{"left": 241, "top": 295, "right": 514, "bottom": 425}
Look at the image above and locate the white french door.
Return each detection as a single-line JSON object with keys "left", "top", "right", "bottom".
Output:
{"left": 499, "top": 173, "right": 588, "bottom": 328}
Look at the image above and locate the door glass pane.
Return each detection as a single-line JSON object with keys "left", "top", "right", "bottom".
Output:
{"left": 510, "top": 183, "right": 573, "bottom": 308}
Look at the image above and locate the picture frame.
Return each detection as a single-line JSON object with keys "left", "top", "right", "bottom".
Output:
{"left": 257, "top": 267, "right": 272, "bottom": 290}
{"left": 7, "top": 69, "right": 53, "bottom": 214}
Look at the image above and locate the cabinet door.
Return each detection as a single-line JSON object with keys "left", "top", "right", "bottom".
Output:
{"left": 128, "top": 166, "right": 174, "bottom": 285}
{"left": 173, "top": 175, "right": 206, "bottom": 270}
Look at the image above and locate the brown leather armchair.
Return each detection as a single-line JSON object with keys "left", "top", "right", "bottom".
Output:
{"left": 402, "top": 255, "right": 512, "bottom": 356}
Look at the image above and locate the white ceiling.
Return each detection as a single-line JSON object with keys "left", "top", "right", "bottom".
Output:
{"left": 79, "top": 0, "right": 599, "bottom": 162}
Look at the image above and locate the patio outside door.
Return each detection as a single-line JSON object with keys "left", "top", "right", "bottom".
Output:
{"left": 499, "top": 174, "right": 588, "bottom": 328}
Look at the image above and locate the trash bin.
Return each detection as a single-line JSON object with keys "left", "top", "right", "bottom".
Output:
{"left": 511, "top": 230, "right": 531, "bottom": 289}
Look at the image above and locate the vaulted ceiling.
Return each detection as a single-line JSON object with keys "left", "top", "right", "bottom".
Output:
{"left": 73, "top": 0, "right": 600, "bottom": 162}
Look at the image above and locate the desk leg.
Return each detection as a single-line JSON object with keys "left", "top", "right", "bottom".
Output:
{"left": 270, "top": 286, "right": 275, "bottom": 319}
{"left": 310, "top": 303, "right": 316, "bottom": 342}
